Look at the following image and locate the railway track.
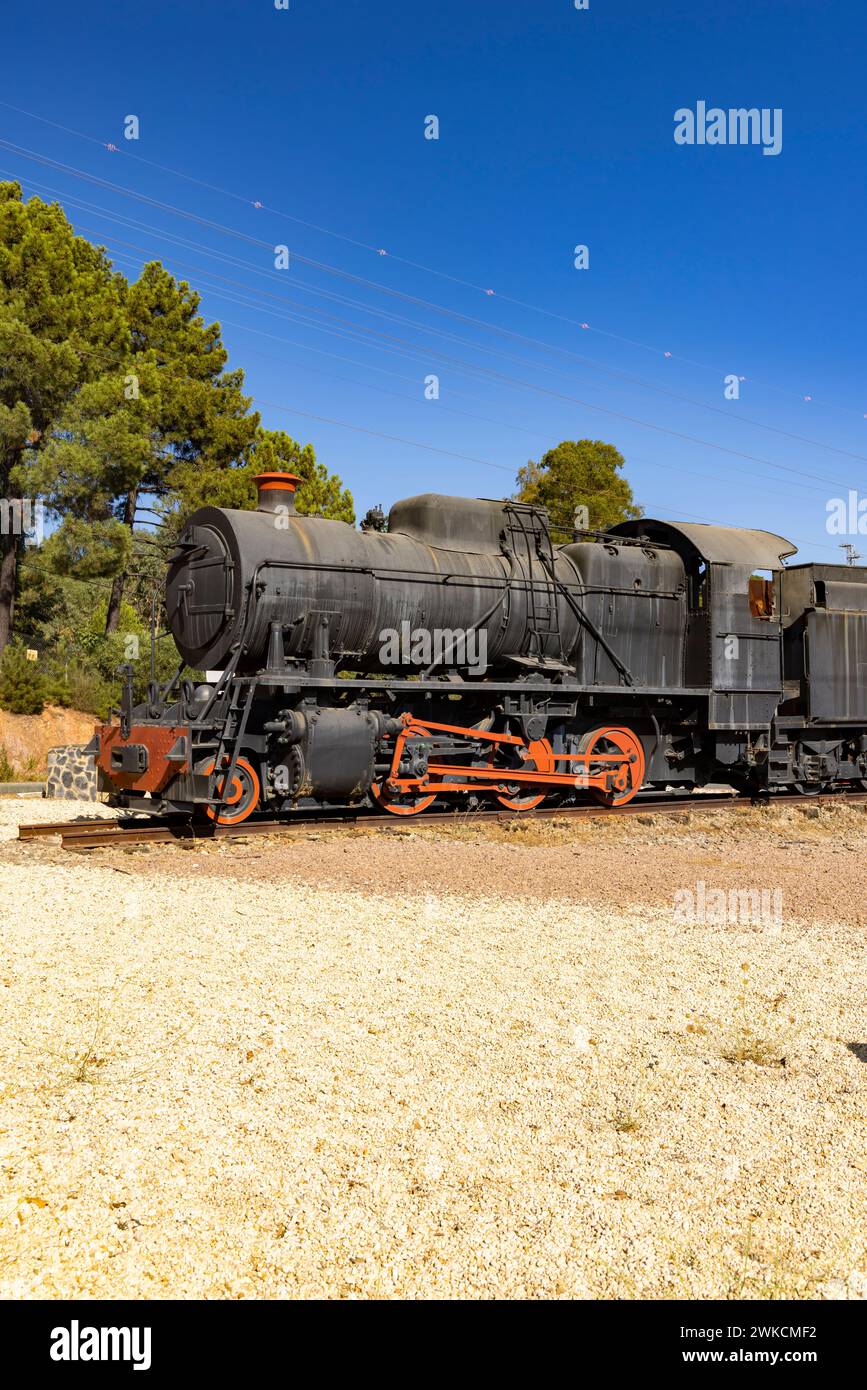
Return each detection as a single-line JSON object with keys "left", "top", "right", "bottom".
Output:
{"left": 16, "top": 789, "right": 867, "bottom": 851}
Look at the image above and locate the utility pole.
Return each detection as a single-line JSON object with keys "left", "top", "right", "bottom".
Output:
{"left": 840, "top": 543, "right": 862, "bottom": 566}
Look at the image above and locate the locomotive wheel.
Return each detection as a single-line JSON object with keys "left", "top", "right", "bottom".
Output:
{"left": 202, "top": 756, "right": 261, "bottom": 826}
{"left": 489, "top": 738, "right": 555, "bottom": 811}
{"left": 371, "top": 725, "right": 438, "bottom": 816}
{"left": 372, "top": 786, "right": 438, "bottom": 816}
{"left": 579, "top": 726, "right": 646, "bottom": 807}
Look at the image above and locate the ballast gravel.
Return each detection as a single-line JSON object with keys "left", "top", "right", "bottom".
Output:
{"left": 0, "top": 798, "right": 864, "bottom": 1299}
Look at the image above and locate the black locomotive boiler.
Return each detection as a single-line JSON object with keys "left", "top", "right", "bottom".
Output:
{"left": 92, "top": 472, "right": 867, "bottom": 820}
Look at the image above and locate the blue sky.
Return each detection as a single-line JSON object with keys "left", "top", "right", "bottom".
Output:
{"left": 2, "top": 0, "right": 866, "bottom": 561}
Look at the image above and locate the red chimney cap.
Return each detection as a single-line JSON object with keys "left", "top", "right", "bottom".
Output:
{"left": 253, "top": 472, "right": 302, "bottom": 492}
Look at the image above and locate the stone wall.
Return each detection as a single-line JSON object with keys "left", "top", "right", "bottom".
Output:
{"left": 45, "top": 745, "right": 98, "bottom": 800}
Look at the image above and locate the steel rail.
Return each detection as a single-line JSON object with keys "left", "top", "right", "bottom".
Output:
{"left": 17, "top": 790, "right": 867, "bottom": 851}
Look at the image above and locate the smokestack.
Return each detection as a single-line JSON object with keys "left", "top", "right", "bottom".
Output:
{"left": 254, "top": 472, "right": 302, "bottom": 514}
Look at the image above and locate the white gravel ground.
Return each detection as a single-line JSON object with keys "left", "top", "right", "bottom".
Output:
{"left": 0, "top": 798, "right": 865, "bottom": 1299}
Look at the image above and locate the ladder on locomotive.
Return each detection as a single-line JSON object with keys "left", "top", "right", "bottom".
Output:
{"left": 502, "top": 502, "right": 563, "bottom": 662}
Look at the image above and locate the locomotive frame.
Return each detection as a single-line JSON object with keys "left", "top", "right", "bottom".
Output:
{"left": 90, "top": 473, "right": 867, "bottom": 822}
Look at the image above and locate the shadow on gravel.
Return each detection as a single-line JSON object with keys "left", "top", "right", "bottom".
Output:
{"left": 846, "top": 1043, "right": 867, "bottom": 1063}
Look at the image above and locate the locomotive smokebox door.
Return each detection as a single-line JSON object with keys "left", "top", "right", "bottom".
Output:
{"left": 165, "top": 522, "right": 237, "bottom": 669}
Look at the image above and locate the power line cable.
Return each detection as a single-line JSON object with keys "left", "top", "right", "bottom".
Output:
{"left": 0, "top": 97, "right": 860, "bottom": 417}
{"left": 3, "top": 137, "right": 867, "bottom": 453}
{"left": 5, "top": 167, "right": 850, "bottom": 492}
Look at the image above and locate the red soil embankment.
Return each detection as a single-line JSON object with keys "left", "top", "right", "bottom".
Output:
{"left": 0, "top": 706, "right": 97, "bottom": 778}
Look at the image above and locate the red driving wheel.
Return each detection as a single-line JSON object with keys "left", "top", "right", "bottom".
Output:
{"left": 202, "top": 755, "right": 261, "bottom": 826}
{"left": 578, "top": 726, "right": 645, "bottom": 807}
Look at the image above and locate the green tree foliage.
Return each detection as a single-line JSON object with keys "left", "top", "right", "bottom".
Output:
{"left": 13, "top": 545, "right": 177, "bottom": 717}
{"left": 13, "top": 544, "right": 65, "bottom": 639}
{"left": 515, "top": 439, "right": 640, "bottom": 534}
{"left": 4, "top": 184, "right": 357, "bottom": 681}
{"left": 77, "top": 594, "right": 178, "bottom": 699}
{"left": 0, "top": 181, "right": 127, "bottom": 652}
{"left": 0, "top": 644, "right": 47, "bottom": 715}
{"left": 34, "top": 262, "right": 260, "bottom": 633}
{"left": 252, "top": 428, "right": 355, "bottom": 523}
{"left": 169, "top": 427, "right": 355, "bottom": 525}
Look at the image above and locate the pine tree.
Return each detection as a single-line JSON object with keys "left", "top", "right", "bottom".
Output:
{"left": 254, "top": 429, "right": 354, "bottom": 524}
{"left": 0, "top": 181, "right": 127, "bottom": 652}
{"left": 168, "top": 427, "right": 354, "bottom": 525}
{"left": 515, "top": 440, "right": 640, "bottom": 534}
{"left": 0, "top": 644, "right": 46, "bottom": 716}
{"left": 34, "top": 262, "right": 260, "bottom": 633}
{"left": 6, "top": 196, "right": 356, "bottom": 654}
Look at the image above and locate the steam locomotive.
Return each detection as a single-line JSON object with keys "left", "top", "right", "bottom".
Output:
{"left": 91, "top": 471, "right": 867, "bottom": 821}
